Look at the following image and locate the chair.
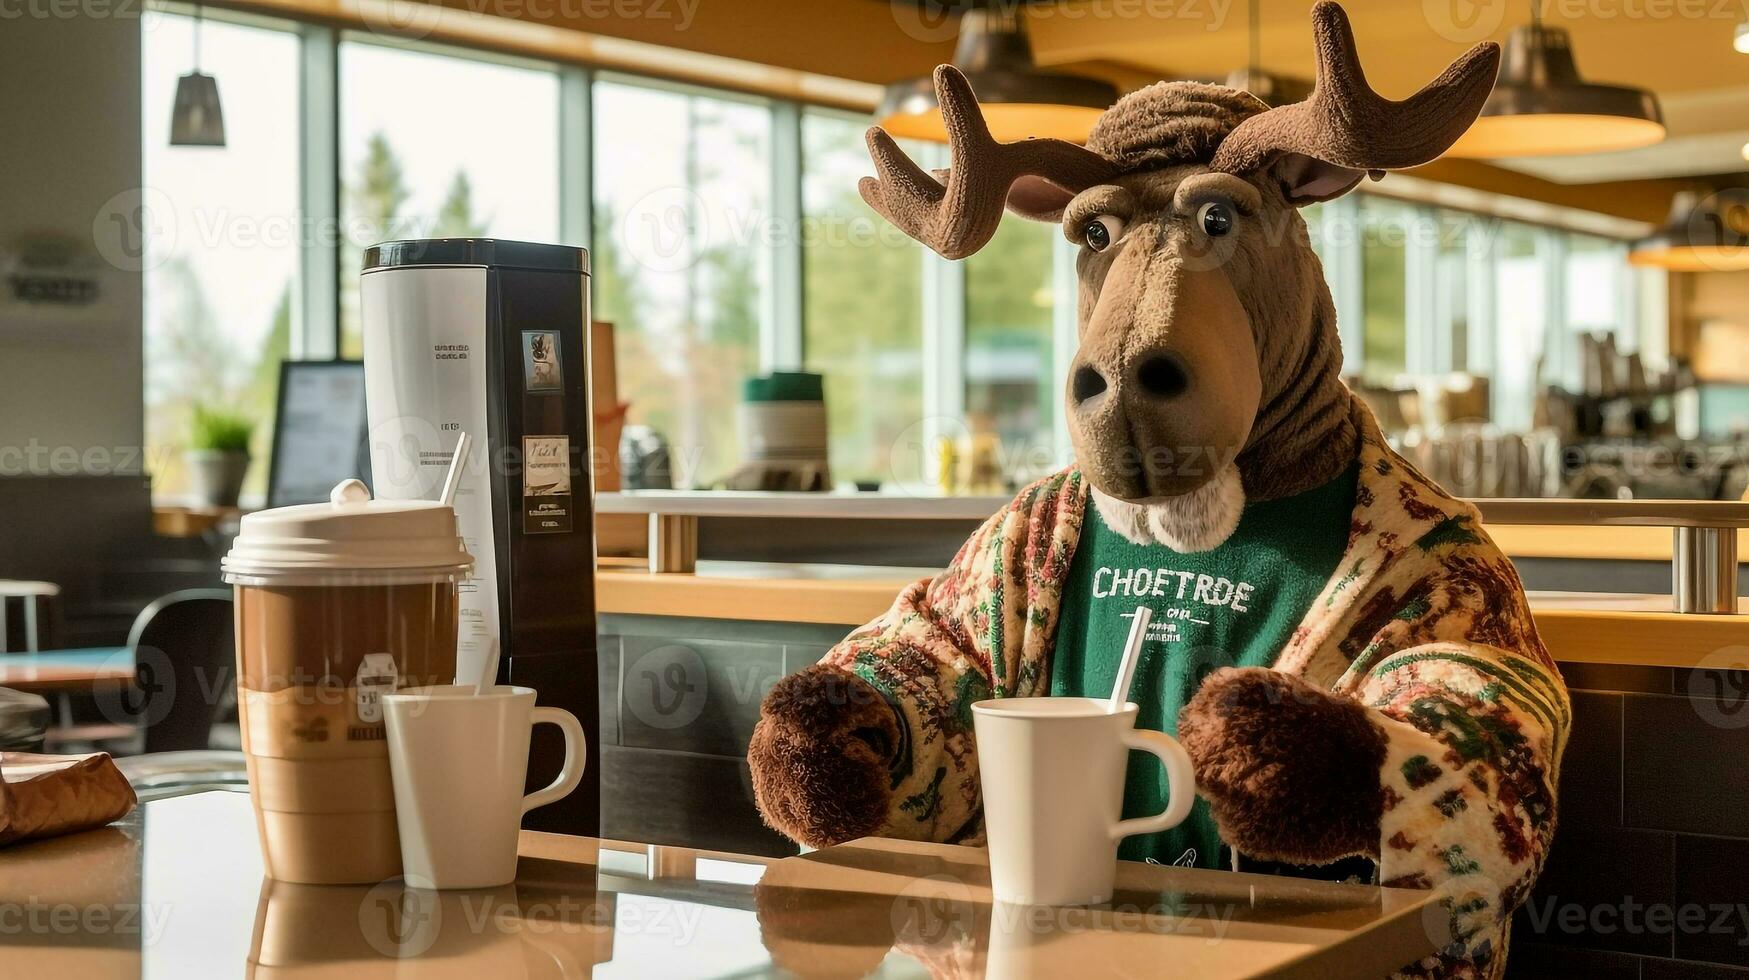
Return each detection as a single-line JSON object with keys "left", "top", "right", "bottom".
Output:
{"left": 103, "top": 590, "right": 250, "bottom": 800}
{"left": 46, "top": 589, "right": 237, "bottom": 754}
{"left": 126, "top": 589, "right": 236, "bottom": 754}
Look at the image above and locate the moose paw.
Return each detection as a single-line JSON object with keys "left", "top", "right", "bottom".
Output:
{"left": 749, "top": 664, "right": 900, "bottom": 848}
{"left": 1179, "top": 667, "right": 1388, "bottom": 865}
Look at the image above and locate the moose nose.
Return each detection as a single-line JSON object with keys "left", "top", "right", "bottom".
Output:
{"left": 1134, "top": 352, "right": 1190, "bottom": 400}
{"left": 1071, "top": 364, "right": 1109, "bottom": 406}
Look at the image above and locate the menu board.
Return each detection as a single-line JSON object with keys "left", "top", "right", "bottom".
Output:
{"left": 267, "top": 361, "right": 372, "bottom": 507}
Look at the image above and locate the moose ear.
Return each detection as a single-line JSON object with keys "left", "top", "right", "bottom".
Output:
{"left": 1006, "top": 174, "right": 1079, "bottom": 223}
{"left": 1272, "top": 153, "right": 1370, "bottom": 207}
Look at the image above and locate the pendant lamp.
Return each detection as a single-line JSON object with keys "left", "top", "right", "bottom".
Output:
{"left": 170, "top": 8, "right": 226, "bottom": 147}
{"left": 874, "top": 8, "right": 1117, "bottom": 144}
{"left": 1445, "top": 1, "right": 1662, "bottom": 158}
{"left": 1629, "top": 190, "right": 1749, "bottom": 272}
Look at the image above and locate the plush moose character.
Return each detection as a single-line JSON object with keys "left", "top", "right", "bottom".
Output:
{"left": 748, "top": 5, "right": 1568, "bottom": 977}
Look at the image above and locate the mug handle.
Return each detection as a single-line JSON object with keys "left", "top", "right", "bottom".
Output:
{"left": 522, "top": 707, "right": 587, "bottom": 815}
{"left": 1109, "top": 729, "right": 1196, "bottom": 841}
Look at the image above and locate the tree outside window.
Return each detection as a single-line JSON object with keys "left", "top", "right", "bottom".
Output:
{"left": 800, "top": 111, "right": 928, "bottom": 488}
{"left": 141, "top": 13, "right": 299, "bottom": 502}
{"left": 966, "top": 217, "right": 1057, "bottom": 484}
{"left": 337, "top": 39, "right": 559, "bottom": 357}
{"left": 593, "top": 80, "right": 769, "bottom": 489}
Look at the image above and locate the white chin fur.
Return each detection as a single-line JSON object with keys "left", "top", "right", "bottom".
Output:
{"left": 1089, "top": 463, "right": 1245, "bottom": 553}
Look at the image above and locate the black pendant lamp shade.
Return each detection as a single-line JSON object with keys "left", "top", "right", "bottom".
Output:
{"left": 1629, "top": 190, "right": 1749, "bottom": 272}
{"left": 1447, "top": 11, "right": 1663, "bottom": 158}
{"left": 171, "top": 72, "right": 226, "bottom": 147}
{"left": 170, "top": 9, "right": 226, "bottom": 147}
{"left": 875, "top": 9, "right": 1117, "bottom": 144}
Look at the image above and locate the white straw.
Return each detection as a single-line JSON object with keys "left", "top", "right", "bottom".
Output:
{"left": 439, "top": 431, "right": 471, "bottom": 507}
{"left": 1107, "top": 606, "right": 1152, "bottom": 713}
{"left": 473, "top": 638, "right": 501, "bottom": 696}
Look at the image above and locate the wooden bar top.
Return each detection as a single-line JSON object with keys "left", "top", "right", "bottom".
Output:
{"left": 597, "top": 560, "right": 1749, "bottom": 669}
{"left": 2, "top": 790, "right": 1442, "bottom": 979}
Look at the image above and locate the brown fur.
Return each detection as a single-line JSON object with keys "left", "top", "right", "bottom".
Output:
{"left": 860, "top": 3, "right": 1495, "bottom": 509}
{"left": 748, "top": 664, "right": 899, "bottom": 847}
{"left": 1086, "top": 82, "right": 1264, "bottom": 173}
{"left": 1178, "top": 667, "right": 1388, "bottom": 864}
{"left": 755, "top": 0, "right": 1496, "bottom": 865}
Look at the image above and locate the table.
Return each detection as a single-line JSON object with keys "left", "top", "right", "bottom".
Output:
{"left": 0, "top": 647, "right": 133, "bottom": 694}
{"left": 0, "top": 790, "right": 1443, "bottom": 978}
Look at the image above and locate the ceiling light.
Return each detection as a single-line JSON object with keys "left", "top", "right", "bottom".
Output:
{"left": 1629, "top": 190, "right": 1749, "bottom": 272}
{"left": 170, "top": 8, "right": 226, "bottom": 147}
{"left": 1445, "top": 4, "right": 1663, "bottom": 158}
{"left": 875, "top": 9, "right": 1117, "bottom": 144}
{"left": 1735, "top": 22, "right": 1749, "bottom": 54}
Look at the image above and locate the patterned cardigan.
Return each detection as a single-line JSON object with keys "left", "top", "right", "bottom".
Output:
{"left": 816, "top": 402, "right": 1569, "bottom": 980}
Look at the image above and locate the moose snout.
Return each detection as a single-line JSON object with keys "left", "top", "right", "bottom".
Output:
{"left": 1067, "top": 346, "right": 1224, "bottom": 500}
{"left": 1069, "top": 351, "right": 1190, "bottom": 410}
{"left": 1133, "top": 352, "right": 1190, "bottom": 401}
{"left": 1065, "top": 263, "right": 1261, "bottom": 503}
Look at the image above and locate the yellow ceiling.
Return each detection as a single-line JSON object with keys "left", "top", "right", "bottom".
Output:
{"left": 1027, "top": 0, "right": 1748, "bottom": 97}
{"left": 1023, "top": 0, "right": 1749, "bottom": 181}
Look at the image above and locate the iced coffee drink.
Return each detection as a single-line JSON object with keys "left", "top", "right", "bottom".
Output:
{"left": 223, "top": 479, "right": 471, "bottom": 884}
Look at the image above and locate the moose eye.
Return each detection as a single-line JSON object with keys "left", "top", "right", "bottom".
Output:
{"left": 1198, "top": 201, "right": 1235, "bottom": 237}
{"left": 1082, "top": 215, "right": 1125, "bottom": 252}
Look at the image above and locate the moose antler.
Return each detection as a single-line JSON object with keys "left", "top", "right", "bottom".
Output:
{"left": 1210, "top": 1, "right": 1501, "bottom": 178}
{"left": 859, "top": 66, "right": 1118, "bottom": 260}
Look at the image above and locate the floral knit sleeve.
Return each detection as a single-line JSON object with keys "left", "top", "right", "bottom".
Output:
{"left": 818, "top": 470, "right": 1085, "bottom": 844}
{"left": 1286, "top": 451, "right": 1569, "bottom": 980}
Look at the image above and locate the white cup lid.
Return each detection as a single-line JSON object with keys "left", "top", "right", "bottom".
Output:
{"left": 222, "top": 479, "right": 474, "bottom": 582}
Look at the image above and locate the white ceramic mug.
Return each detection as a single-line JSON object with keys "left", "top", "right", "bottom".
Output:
{"left": 382, "top": 685, "right": 585, "bottom": 889}
{"left": 971, "top": 697, "right": 1195, "bottom": 906}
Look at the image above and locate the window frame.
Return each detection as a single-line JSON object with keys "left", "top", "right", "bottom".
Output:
{"left": 147, "top": 0, "right": 1662, "bottom": 496}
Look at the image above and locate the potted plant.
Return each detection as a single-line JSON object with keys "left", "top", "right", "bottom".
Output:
{"left": 186, "top": 405, "right": 254, "bottom": 508}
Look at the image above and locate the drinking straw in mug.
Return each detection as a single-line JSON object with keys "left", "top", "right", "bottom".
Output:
{"left": 1107, "top": 606, "right": 1152, "bottom": 713}
{"left": 439, "top": 432, "right": 471, "bottom": 508}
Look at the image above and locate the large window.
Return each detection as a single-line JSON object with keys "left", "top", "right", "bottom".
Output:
{"left": 337, "top": 39, "right": 560, "bottom": 356}
{"left": 141, "top": 15, "right": 1662, "bottom": 504}
{"left": 1433, "top": 210, "right": 1474, "bottom": 374}
{"left": 1492, "top": 223, "right": 1548, "bottom": 431}
{"left": 800, "top": 110, "right": 927, "bottom": 487}
{"left": 1358, "top": 197, "right": 1411, "bottom": 384}
{"left": 1566, "top": 233, "right": 1633, "bottom": 343}
{"left": 1319, "top": 199, "right": 1644, "bottom": 434}
{"left": 142, "top": 12, "right": 300, "bottom": 500}
{"left": 966, "top": 218, "right": 1057, "bottom": 479}
{"left": 593, "top": 79, "right": 771, "bottom": 489}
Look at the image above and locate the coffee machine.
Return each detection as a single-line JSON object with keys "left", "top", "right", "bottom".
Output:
{"left": 360, "top": 238, "right": 598, "bottom": 835}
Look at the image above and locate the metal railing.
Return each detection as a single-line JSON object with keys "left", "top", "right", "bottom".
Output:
{"left": 600, "top": 493, "right": 1749, "bottom": 616}
{"left": 1473, "top": 499, "right": 1749, "bottom": 615}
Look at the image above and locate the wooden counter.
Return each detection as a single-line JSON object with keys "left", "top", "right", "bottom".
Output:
{"left": 7, "top": 790, "right": 1443, "bottom": 980}
{"left": 597, "top": 560, "right": 1749, "bottom": 669}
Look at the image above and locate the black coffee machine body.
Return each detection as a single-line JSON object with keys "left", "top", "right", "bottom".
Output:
{"left": 361, "top": 239, "right": 598, "bottom": 835}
